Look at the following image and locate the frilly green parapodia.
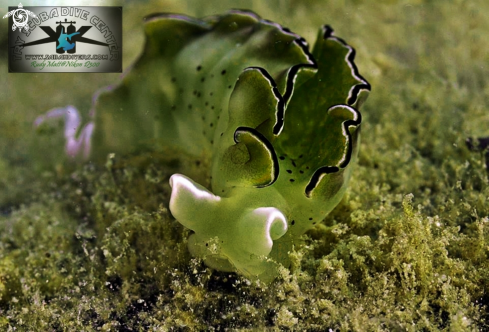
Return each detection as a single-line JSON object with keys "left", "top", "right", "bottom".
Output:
{"left": 36, "top": 10, "right": 371, "bottom": 281}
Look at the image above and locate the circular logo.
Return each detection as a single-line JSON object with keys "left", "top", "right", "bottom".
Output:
{"left": 3, "top": 4, "right": 36, "bottom": 32}
{"left": 13, "top": 9, "right": 29, "bottom": 29}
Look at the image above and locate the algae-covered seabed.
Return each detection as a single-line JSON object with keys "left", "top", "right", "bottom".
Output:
{"left": 1, "top": 0, "right": 488, "bottom": 330}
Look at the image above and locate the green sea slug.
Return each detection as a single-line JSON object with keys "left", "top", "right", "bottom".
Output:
{"left": 35, "top": 10, "right": 371, "bottom": 281}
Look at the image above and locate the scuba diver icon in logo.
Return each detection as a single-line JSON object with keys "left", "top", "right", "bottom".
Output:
{"left": 56, "top": 19, "right": 80, "bottom": 53}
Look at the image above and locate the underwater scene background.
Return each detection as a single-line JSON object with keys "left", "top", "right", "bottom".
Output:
{"left": 1, "top": 0, "right": 488, "bottom": 330}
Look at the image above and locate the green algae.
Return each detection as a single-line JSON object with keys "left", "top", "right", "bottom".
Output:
{"left": 1, "top": 0, "right": 489, "bottom": 330}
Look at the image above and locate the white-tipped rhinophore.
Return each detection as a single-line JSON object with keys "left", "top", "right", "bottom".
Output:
{"left": 169, "top": 173, "right": 288, "bottom": 278}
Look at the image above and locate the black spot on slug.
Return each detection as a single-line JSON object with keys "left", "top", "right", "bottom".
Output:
{"left": 289, "top": 179, "right": 295, "bottom": 182}
{"left": 197, "top": 65, "right": 202, "bottom": 71}
{"left": 309, "top": 217, "right": 313, "bottom": 220}
{"left": 221, "top": 70, "right": 227, "bottom": 75}
{"left": 171, "top": 77, "right": 176, "bottom": 83}
{"left": 291, "top": 220, "right": 295, "bottom": 225}
{"left": 279, "top": 156, "right": 285, "bottom": 160}
{"left": 292, "top": 161, "right": 297, "bottom": 167}
{"left": 201, "top": 77, "right": 205, "bottom": 82}
{"left": 188, "top": 104, "right": 192, "bottom": 109}
{"left": 286, "top": 170, "right": 292, "bottom": 174}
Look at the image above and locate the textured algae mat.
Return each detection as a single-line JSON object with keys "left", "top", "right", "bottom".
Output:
{"left": 1, "top": 0, "right": 488, "bottom": 330}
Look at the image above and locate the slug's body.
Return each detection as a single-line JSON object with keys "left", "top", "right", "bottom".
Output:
{"left": 36, "top": 11, "right": 370, "bottom": 281}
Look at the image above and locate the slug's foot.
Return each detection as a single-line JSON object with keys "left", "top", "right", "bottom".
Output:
{"left": 34, "top": 106, "right": 94, "bottom": 160}
{"left": 169, "top": 174, "right": 288, "bottom": 279}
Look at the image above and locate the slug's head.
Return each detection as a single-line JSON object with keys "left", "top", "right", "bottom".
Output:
{"left": 169, "top": 174, "right": 289, "bottom": 279}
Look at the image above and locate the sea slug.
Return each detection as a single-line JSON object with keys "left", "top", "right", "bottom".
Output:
{"left": 35, "top": 10, "right": 371, "bottom": 281}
